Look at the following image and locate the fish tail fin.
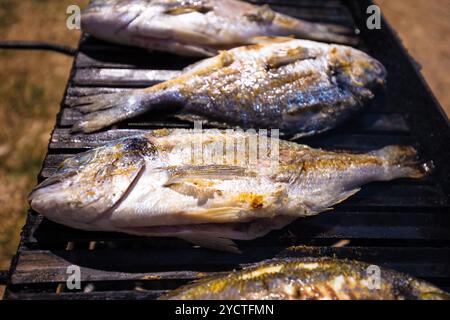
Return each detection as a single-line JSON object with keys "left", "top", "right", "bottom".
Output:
{"left": 70, "top": 89, "right": 171, "bottom": 133}
{"left": 371, "top": 145, "right": 433, "bottom": 179}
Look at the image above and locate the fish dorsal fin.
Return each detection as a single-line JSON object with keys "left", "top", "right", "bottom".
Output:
{"left": 163, "top": 0, "right": 213, "bottom": 15}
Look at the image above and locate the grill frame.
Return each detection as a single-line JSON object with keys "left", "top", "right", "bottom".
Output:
{"left": 4, "top": 0, "right": 450, "bottom": 300}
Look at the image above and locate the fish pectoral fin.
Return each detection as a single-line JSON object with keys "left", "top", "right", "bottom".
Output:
{"left": 244, "top": 4, "right": 276, "bottom": 24}
{"left": 247, "top": 36, "right": 295, "bottom": 45}
{"left": 183, "top": 207, "right": 247, "bottom": 223}
{"left": 178, "top": 233, "right": 241, "bottom": 254}
{"left": 163, "top": 165, "right": 255, "bottom": 207}
{"left": 267, "top": 48, "right": 315, "bottom": 69}
{"left": 166, "top": 181, "right": 217, "bottom": 206}
{"left": 164, "top": 165, "right": 254, "bottom": 185}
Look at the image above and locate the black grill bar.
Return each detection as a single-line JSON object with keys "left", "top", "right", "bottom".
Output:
{"left": 0, "top": 270, "right": 8, "bottom": 285}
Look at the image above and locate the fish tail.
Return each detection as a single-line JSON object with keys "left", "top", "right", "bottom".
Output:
{"left": 370, "top": 145, "right": 433, "bottom": 179}
{"left": 70, "top": 89, "right": 171, "bottom": 133}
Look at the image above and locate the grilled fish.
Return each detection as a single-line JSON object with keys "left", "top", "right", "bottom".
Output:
{"left": 160, "top": 257, "right": 450, "bottom": 300}
{"left": 29, "top": 129, "right": 430, "bottom": 252}
{"left": 81, "top": 0, "right": 357, "bottom": 57}
{"left": 70, "top": 38, "right": 386, "bottom": 136}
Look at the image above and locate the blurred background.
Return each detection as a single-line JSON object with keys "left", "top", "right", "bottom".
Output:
{"left": 0, "top": 0, "right": 88, "bottom": 289}
{"left": 0, "top": 0, "right": 449, "bottom": 295}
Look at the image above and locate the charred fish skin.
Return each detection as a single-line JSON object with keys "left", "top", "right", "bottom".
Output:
{"left": 29, "top": 129, "right": 429, "bottom": 252}
{"left": 81, "top": 0, "right": 357, "bottom": 57}
{"left": 71, "top": 39, "right": 386, "bottom": 136}
{"left": 160, "top": 258, "right": 450, "bottom": 300}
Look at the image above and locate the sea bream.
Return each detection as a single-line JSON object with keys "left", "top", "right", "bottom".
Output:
{"left": 70, "top": 38, "right": 386, "bottom": 137}
{"left": 29, "top": 129, "right": 430, "bottom": 252}
{"left": 81, "top": 0, "right": 357, "bottom": 57}
{"left": 160, "top": 257, "right": 450, "bottom": 300}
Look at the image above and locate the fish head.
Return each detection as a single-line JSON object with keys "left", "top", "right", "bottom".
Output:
{"left": 28, "top": 136, "right": 155, "bottom": 230}
{"left": 81, "top": 0, "right": 146, "bottom": 44}
{"left": 328, "top": 45, "right": 387, "bottom": 93}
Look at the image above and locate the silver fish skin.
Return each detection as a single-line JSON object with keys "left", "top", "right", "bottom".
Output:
{"left": 29, "top": 129, "right": 429, "bottom": 252}
{"left": 81, "top": 0, "right": 357, "bottom": 57}
{"left": 160, "top": 257, "right": 450, "bottom": 300}
{"left": 70, "top": 38, "right": 386, "bottom": 136}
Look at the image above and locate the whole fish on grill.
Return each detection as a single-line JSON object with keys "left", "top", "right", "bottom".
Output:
{"left": 29, "top": 129, "right": 430, "bottom": 252}
{"left": 160, "top": 257, "right": 450, "bottom": 300}
{"left": 70, "top": 38, "right": 386, "bottom": 137}
{"left": 81, "top": 0, "right": 357, "bottom": 57}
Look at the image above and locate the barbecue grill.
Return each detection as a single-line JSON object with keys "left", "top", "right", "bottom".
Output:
{"left": 3, "top": 0, "right": 450, "bottom": 300}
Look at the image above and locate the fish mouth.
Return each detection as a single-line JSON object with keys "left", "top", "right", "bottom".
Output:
{"left": 352, "top": 51, "right": 388, "bottom": 88}
{"left": 335, "top": 57, "right": 387, "bottom": 92}
{"left": 327, "top": 45, "right": 387, "bottom": 91}
{"left": 366, "top": 58, "right": 388, "bottom": 87}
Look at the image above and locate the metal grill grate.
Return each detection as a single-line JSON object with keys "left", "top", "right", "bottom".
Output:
{"left": 4, "top": 0, "right": 450, "bottom": 300}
